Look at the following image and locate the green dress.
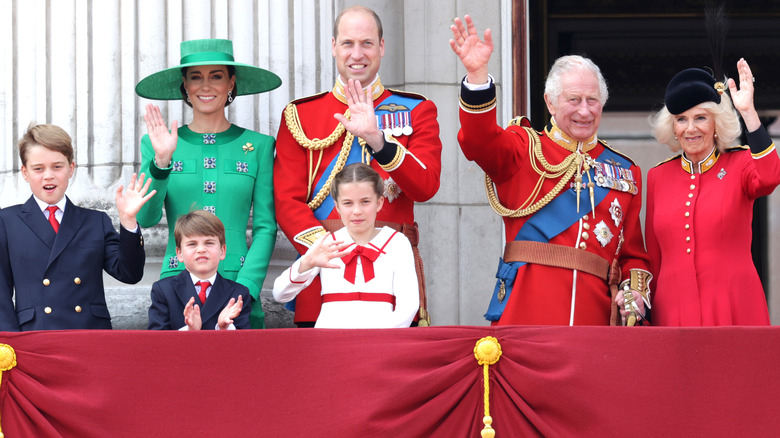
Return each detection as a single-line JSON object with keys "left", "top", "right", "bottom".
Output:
{"left": 139, "top": 124, "right": 276, "bottom": 328}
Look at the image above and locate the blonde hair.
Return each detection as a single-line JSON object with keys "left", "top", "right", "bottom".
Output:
{"left": 649, "top": 92, "right": 742, "bottom": 152}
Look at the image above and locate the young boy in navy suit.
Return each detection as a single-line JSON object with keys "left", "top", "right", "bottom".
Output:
{"left": 0, "top": 124, "right": 154, "bottom": 331}
{"left": 147, "top": 210, "right": 252, "bottom": 330}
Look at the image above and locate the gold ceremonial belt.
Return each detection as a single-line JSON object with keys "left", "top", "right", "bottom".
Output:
{"left": 503, "top": 240, "right": 610, "bottom": 281}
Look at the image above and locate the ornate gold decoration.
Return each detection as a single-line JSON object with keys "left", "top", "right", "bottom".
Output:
{"left": 714, "top": 81, "right": 725, "bottom": 95}
{"left": 485, "top": 126, "right": 582, "bottom": 218}
{"left": 284, "top": 103, "right": 365, "bottom": 209}
{"left": 628, "top": 269, "right": 653, "bottom": 304}
{"left": 379, "top": 138, "right": 405, "bottom": 171}
{"left": 242, "top": 142, "right": 254, "bottom": 155}
{"left": 460, "top": 96, "right": 497, "bottom": 112}
{"left": 474, "top": 336, "right": 502, "bottom": 438}
{"left": 293, "top": 227, "right": 328, "bottom": 248}
{"left": 0, "top": 344, "right": 18, "bottom": 438}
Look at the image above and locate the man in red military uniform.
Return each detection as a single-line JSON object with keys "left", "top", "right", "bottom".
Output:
{"left": 450, "top": 15, "right": 651, "bottom": 325}
{"left": 274, "top": 6, "right": 442, "bottom": 326}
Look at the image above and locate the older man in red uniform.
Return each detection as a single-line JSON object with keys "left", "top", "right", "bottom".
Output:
{"left": 274, "top": 6, "right": 442, "bottom": 326}
{"left": 450, "top": 16, "right": 651, "bottom": 325}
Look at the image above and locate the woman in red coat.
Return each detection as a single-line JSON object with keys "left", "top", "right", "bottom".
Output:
{"left": 646, "top": 59, "right": 780, "bottom": 325}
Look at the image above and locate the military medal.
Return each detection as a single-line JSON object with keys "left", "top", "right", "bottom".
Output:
{"left": 392, "top": 113, "right": 403, "bottom": 137}
{"left": 401, "top": 111, "right": 413, "bottom": 135}
{"left": 594, "top": 161, "right": 638, "bottom": 195}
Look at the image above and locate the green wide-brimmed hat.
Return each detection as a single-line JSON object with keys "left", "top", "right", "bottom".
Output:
{"left": 135, "top": 38, "right": 281, "bottom": 100}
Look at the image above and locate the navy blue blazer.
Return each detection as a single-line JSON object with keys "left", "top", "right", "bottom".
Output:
{"left": 0, "top": 196, "right": 145, "bottom": 331}
{"left": 147, "top": 270, "right": 252, "bottom": 330}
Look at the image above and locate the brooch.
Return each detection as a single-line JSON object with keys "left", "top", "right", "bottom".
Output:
{"left": 717, "top": 168, "right": 727, "bottom": 179}
{"left": 202, "top": 134, "right": 216, "bottom": 145}
{"left": 243, "top": 143, "right": 254, "bottom": 155}
{"left": 609, "top": 198, "right": 623, "bottom": 227}
{"left": 594, "top": 220, "right": 613, "bottom": 247}
{"left": 383, "top": 177, "right": 402, "bottom": 202}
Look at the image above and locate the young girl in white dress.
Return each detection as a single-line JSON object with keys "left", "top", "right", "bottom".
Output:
{"left": 273, "top": 163, "right": 419, "bottom": 328}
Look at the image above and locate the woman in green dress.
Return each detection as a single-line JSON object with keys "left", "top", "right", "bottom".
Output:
{"left": 135, "top": 39, "right": 281, "bottom": 328}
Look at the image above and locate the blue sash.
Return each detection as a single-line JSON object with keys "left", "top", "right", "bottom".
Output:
{"left": 310, "top": 92, "right": 422, "bottom": 220}
{"left": 484, "top": 146, "right": 628, "bottom": 321}
{"left": 289, "top": 92, "right": 424, "bottom": 313}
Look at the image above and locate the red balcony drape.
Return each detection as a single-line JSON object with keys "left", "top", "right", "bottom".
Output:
{"left": 1, "top": 326, "right": 778, "bottom": 437}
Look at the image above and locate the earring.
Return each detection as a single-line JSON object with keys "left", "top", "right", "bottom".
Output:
{"left": 186, "top": 92, "right": 190, "bottom": 103}
{"left": 714, "top": 132, "right": 718, "bottom": 138}
{"left": 228, "top": 92, "right": 234, "bottom": 103}
{"left": 674, "top": 136, "right": 678, "bottom": 140}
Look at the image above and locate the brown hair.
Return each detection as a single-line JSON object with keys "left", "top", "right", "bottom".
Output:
{"left": 333, "top": 5, "right": 383, "bottom": 41}
{"left": 18, "top": 123, "right": 74, "bottom": 165}
{"left": 179, "top": 65, "right": 237, "bottom": 108}
{"left": 330, "top": 162, "right": 383, "bottom": 201}
{"left": 174, "top": 210, "right": 226, "bottom": 248}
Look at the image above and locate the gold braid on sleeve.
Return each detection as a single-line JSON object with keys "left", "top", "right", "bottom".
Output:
{"left": 485, "top": 126, "right": 581, "bottom": 217}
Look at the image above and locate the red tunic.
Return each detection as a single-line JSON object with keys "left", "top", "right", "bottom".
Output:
{"left": 274, "top": 78, "right": 442, "bottom": 323}
{"left": 646, "top": 128, "right": 780, "bottom": 326}
{"left": 458, "top": 82, "right": 650, "bottom": 325}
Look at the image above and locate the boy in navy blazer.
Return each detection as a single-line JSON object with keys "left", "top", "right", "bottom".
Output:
{"left": 147, "top": 210, "right": 251, "bottom": 330}
{"left": 0, "top": 124, "right": 154, "bottom": 331}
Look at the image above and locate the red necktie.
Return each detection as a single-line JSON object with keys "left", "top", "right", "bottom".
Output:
{"left": 47, "top": 206, "right": 59, "bottom": 233}
{"left": 341, "top": 245, "right": 381, "bottom": 284}
{"left": 197, "top": 281, "right": 211, "bottom": 305}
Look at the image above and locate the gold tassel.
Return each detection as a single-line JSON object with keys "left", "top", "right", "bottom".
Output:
{"left": 0, "top": 344, "right": 18, "bottom": 438}
{"left": 474, "top": 337, "right": 502, "bottom": 438}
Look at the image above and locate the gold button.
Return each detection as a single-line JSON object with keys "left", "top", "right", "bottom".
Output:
{"left": 74, "top": 277, "right": 81, "bottom": 285}
{"left": 690, "top": 184, "right": 696, "bottom": 190}
{"left": 583, "top": 223, "right": 590, "bottom": 230}
{"left": 691, "top": 175, "right": 696, "bottom": 180}
{"left": 686, "top": 201, "right": 691, "bottom": 206}
{"left": 686, "top": 237, "right": 691, "bottom": 242}
{"left": 44, "top": 307, "right": 52, "bottom": 314}
{"left": 75, "top": 306, "right": 82, "bottom": 313}
{"left": 688, "top": 193, "right": 693, "bottom": 198}
{"left": 685, "top": 224, "right": 690, "bottom": 229}
{"left": 579, "top": 242, "right": 587, "bottom": 249}
{"left": 684, "top": 212, "right": 690, "bottom": 217}
{"left": 43, "top": 279, "right": 50, "bottom": 286}
{"left": 581, "top": 232, "right": 589, "bottom": 240}
{"left": 687, "top": 248, "right": 691, "bottom": 253}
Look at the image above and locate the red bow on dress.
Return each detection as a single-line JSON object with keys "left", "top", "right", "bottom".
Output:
{"left": 341, "top": 245, "right": 381, "bottom": 284}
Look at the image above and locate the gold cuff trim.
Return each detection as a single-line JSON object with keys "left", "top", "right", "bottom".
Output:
{"left": 459, "top": 96, "right": 497, "bottom": 113}
{"left": 294, "top": 226, "right": 328, "bottom": 248}
{"left": 621, "top": 269, "right": 652, "bottom": 306}
{"left": 379, "top": 134, "right": 406, "bottom": 171}
{"left": 752, "top": 143, "right": 776, "bottom": 159}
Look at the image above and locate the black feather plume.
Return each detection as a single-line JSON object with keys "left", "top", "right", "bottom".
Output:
{"left": 704, "top": 0, "right": 729, "bottom": 80}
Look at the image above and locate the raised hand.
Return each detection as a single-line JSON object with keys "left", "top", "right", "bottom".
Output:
{"left": 449, "top": 15, "right": 494, "bottom": 84}
{"left": 727, "top": 58, "right": 760, "bottom": 132}
{"left": 299, "top": 235, "right": 352, "bottom": 273}
{"left": 143, "top": 103, "right": 179, "bottom": 167}
{"left": 183, "top": 297, "right": 203, "bottom": 331}
{"left": 333, "top": 79, "right": 384, "bottom": 151}
{"left": 115, "top": 172, "right": 157, "bottom": 230}
{"left": 217, "top": 296, "right": 244, "bottom": 330}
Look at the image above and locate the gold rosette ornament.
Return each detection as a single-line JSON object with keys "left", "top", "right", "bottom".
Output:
{"left": 474, "top": 336, "right": 502, "bottom": 438}
{"left": 0, "top": 343, "right": 18, "bottom": 438}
